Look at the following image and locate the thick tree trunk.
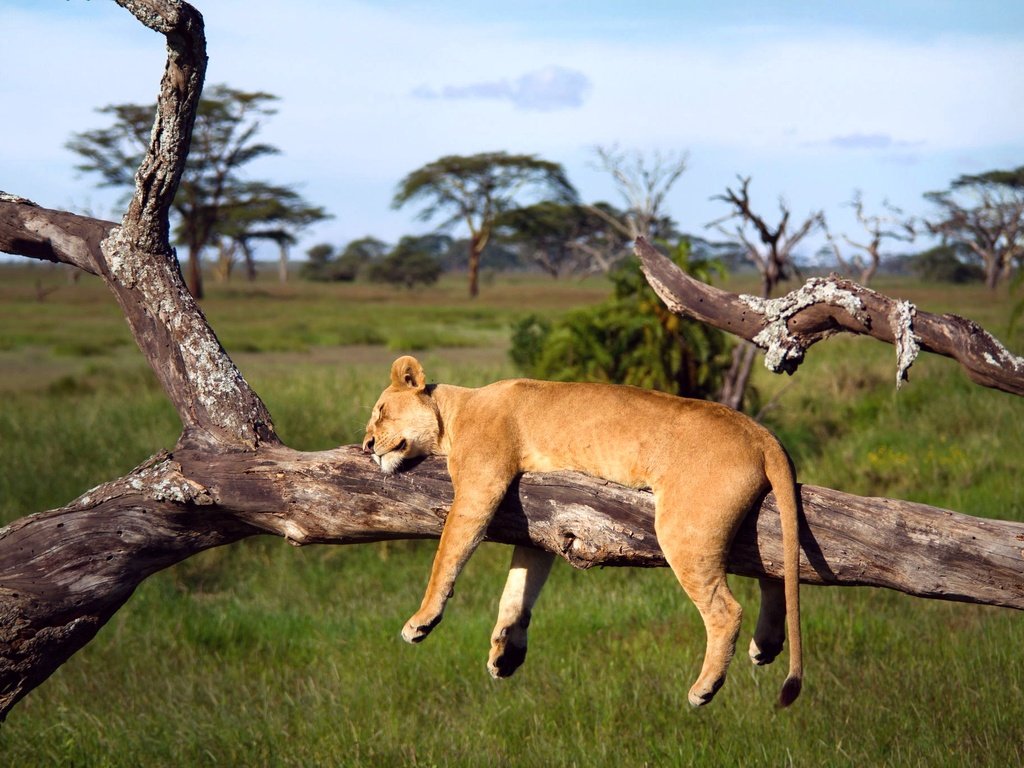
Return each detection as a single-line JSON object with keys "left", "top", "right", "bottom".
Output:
{"left": 187, "top": 247, "right": 205, "bottom": 299}
{"left": 718, "top": 341, "right": 758, "bottom": 410}
{"left": 278, "top": 241, "right": 288, "bottom": 283}
{"left": 985, "top": 257, "right": 1001, "bottom": 292}
{"left": 467, "top": 234, "right": 483, "bottom": 298}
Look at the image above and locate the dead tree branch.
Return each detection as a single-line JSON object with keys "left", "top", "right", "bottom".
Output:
{"left": 826, "top": 191, "right": 915, "bottom": 285}
{"left": 636, "top": 236, "right": 1024, "bottom": 396}
{"left": 708, "top": 175, "right": 823, "bottom": 298}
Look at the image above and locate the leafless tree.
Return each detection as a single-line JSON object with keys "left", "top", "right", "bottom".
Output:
{"left": 577, "top": 145, "right": 689, "bottom": 272}
{"left": 710, "top": 176, "right": 823, "bottom": 299}
{"left": 708, "top": 176, "right": 824, "bottom": 408}
{"left": 823, "top": 191, "right": 915, "bottom": 285}
{"left": 0, "top": 1, "right": 1021, "bottom": 724}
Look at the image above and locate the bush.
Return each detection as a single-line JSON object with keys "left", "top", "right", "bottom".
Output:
{"left": 302, "top": 238, "right": 388, "bottom": 282}
{"left": 510, "top": 240, "right": 732, "bottom": 399}
{"left": 909, "top": 244, "right": 984, "bottom": 284}
{"left": 368, "top": 237, "right": 443, "bottom": 289}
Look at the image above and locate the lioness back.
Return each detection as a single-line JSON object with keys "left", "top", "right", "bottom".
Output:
{"left": 457, "top": 379, "right": 778, "bottom": 492}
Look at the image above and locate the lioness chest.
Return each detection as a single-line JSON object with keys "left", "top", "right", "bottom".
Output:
{"left": 445, "top": 379, "right": 768, "bottom": 491}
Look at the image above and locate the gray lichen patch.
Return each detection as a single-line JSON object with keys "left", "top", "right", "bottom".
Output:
{"left": 890, "top": 300, "right": 920, "bottom": 389}
{"left": 739, "top": 278, "right": 869, "bottom": 374}
{"left": 0, "top": 191, "right": 38, "bottom": 205}
{"left": 135, "top": 460, "right": 213, "bottom": 506}
{"left": 980, "top": 335, "right": 1024, "bottom": 373}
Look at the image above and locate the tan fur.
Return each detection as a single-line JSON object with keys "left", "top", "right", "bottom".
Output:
{"left": 363, "top": 356, "right": 803, "bottom": 707}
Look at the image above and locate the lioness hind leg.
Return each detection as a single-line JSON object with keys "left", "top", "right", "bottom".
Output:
{"left": 656, "top": 507, "right": 743, "bottom": 708}
{"left": 749, "top": 577, "right": 786, "bottom": 666}
{"left": 487, "top": 546, "right": 555, "bottom": 678}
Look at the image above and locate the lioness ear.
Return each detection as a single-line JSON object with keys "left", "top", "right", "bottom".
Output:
{"left": 390, "top": 355, "right": 427, "bottom": 391}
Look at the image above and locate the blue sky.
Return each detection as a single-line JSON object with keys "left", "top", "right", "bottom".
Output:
{"left": 3, "top": 1, "right": 1023, "bottom": 262}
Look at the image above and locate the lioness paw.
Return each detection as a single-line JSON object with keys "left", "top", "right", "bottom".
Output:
{"left": 487, "top": 644, "right": 528, "bottom": 679}
{"left": 687, "top": 676, "right": 725, "bottom": 708}
{"left": 401, "top": 614, "right": 441, "bottom": 644}
{"left": 748, "top": 636, "right": 783, "bottom": 666}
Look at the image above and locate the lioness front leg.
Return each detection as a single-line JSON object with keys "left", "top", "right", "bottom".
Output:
{"left": 401, "top": 475, "right": 513, "bottom": 644}
{"left": 487, "top": 545, "right": 555, "bottom": 678}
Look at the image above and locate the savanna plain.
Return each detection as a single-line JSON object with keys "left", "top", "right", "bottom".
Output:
{"left": 1, "top": 264, "right": 1022, "bottom": 767}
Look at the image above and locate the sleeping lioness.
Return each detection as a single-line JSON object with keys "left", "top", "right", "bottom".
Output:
{"left": 363, "top": 355, "right": 803, "bottom": 707}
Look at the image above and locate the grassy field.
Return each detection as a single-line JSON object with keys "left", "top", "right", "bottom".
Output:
{"left": 1, "top": 262, "right": 1022, "bottom": 766}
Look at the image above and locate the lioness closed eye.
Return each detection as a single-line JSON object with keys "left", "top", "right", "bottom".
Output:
{"left": 363, "top": 355, "right": 803, "bottom": 707}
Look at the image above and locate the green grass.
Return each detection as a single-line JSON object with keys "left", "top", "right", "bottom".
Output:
{"left": 1, "top": 264, "right": 1023, "bottom": 766}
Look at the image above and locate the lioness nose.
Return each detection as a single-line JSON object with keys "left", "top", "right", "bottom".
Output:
{"left": 362, "top": 437, "right": 375, "bottom": 454}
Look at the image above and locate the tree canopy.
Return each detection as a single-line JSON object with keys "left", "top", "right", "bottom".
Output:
{"left": 926, "top": 165, "right": 1024, "bottom": 291}
{"left": 392, "top": 151, "right": 577, "bottom": 296}
{"left": 68, "top": 84, "right": 328, "bottom": 297}
{"left": 495, "top": 200, "right": 624, "bottom": 278}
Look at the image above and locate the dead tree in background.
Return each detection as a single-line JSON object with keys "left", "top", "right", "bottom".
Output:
{"left": 823, "top": 191, "right": 915, "bottom": 285}
{"left": 1, "top": 0, "right": 1023, "bottom": 723}
{"left": 708, "top": 176, "right": 824, "bottom": 409}
{"left": 577, "top": 145, "right": 689, "bottom": 273}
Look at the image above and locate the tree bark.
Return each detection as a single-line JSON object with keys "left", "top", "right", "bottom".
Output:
{"left": 636, "top": 237, "right": 1024, "bottom": 397}
{"left": 467, "top": 233, "right": 483, "bottom": 298}
{"left": 0, "top": 0, "right": 1022, "bottom": 724}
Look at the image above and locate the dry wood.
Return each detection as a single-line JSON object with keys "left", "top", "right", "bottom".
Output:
{"left": 636, "top": 236, "right": 1024, "bottom": 396}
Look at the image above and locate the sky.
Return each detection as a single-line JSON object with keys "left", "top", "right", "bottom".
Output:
{"left": 3, "top": 0, "right": 1024, "bottom": 263}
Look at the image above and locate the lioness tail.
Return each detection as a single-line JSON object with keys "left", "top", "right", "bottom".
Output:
{"left": 765, "top": 441, "right": 802, "bottom": 708}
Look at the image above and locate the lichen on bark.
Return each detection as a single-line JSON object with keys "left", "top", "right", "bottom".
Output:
{"left": 890, "top": 299, "right": 920, "bottom": 388}
{"left": 739, "top": 278, "right": 869, "bottom": 373}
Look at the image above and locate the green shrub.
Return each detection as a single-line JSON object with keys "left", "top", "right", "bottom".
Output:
{"left": 510, "top": 240, "right": 732, "bottom": 399}
{"left": 909, "top": 244, "right": 984, "bottom": 283}
{"left": 368, "top": 237, "right": 443, "bottom": 289}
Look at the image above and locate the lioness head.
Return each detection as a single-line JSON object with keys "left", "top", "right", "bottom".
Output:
{"left": 362, "top": 356, "right": 440, "bottom": 475}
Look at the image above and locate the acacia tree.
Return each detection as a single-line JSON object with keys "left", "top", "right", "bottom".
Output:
{"left": 216, "top": 182, "right": 330, "bottom": 283}
{"left": 68, "top": 84, "right": 326, "bottom": 298}
{"left": 823, "top": 191, "right": 915, "bottom": 285}
{"left": 392, "top": 152, "right": 577, "bottom": 297}
{"left": 0, "top": 0, "right": 1023, "bottom": 724}
{"left": 925, "top": 167, "right": 1024, "bottom": 291}
{"left": 494, "top": 200, "right": 623, "bottom": 278}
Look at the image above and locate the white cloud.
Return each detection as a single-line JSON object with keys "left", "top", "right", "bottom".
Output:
{"left": 413, "top": 66, "right": 591, "bottom": 111}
